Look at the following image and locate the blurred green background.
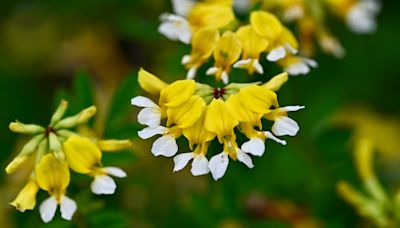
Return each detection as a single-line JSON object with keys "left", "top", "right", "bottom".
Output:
{"left": 0, "top": 0, "right": 399, "bottom": 227}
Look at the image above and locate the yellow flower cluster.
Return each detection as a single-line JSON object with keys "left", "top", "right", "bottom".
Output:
{"left": 132, "top": 68, "right": 304, "bottom": 180}
{"left": 159, "top": 0, "right": 318, "bottom": 83}
{"left": 7, "top": 100, "right": 131, "bottom": 223}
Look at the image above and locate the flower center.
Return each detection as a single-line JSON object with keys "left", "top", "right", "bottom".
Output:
{"left": 213, "top": 88, "right": 225, "bottom": 99}
{"left": 45, "top": 127, "right": 56, "bottom": 137}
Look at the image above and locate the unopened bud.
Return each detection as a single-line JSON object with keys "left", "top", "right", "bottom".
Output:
{"left": 9, "top": 122, "right": 45, "bottom": 134}
{"left": 55, "top": 106, "right": 97, "bottom": 129}
{"left": 50, "top": 100, "right": 69, "bottom": 126}
{"left": 97, "top": 139, "right": 132, "bottom": 152}
{"left": 48, "top": 132, "right": 65, "bottom": 162}
{"left": 6, "top": 156, "right": 28, "bottom": 174}
{"left": 262, "top": 72, "right": 288, "bottom": 91}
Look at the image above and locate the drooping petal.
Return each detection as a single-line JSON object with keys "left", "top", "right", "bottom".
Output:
{"left": 272, "top": 116, "right": 300, "bottom": 136}
{"left": 191, "top": 154, "right": 210, "bottom": 176}
{"left": 280, "top": 105, "right": 305, "bottom": 112}
{"left": 10, "top": 180, "right": 39, "bottom": 212}
{"left": 151, "top": 135, "right": 178, "bottom": 157}
{"left": 264, "top": 131, "right": 287, "bottom": 145}
{"left": 182, "top": 108, "right": 216, "bottom": 148}
{"left": 39, "top": 196, "right": 58, "bottom": 223}
{"left": 60, "top": 196, "right": 77, "bottom": 221}
{"left": 103, "top": 167, "right": 127, "bottom": 178}
{"left": 267, "top": 46, "right": 286, "bottom": 62}
{"left": 173, "top": 152, "right": 194, "bottom": 172}
{"left": 91, "top": 175, "right": 117, "bottom": 195}
{"left": 262, "top": 72, "right": 288, "bottom": 92}
{"left": 36, "top": 154, "right": 70, "bottom": 192}
{"left": 138, "top": 126, "right": 167, "bottom": 139}
{"left": 237, "top": 150, "right": 254, "bottom": 168}
{"left": 166, "top": 95, "right": 206, "bottom": 128}
{"left": 241, "top": 138, "right": 265, "bottom": 156}
{"left": 137, "top": 107, "right": 161, "bottom": 127}
{"left": 209, "top": 152, "right": 229, "bottom": 180}
{"left": 63, "top": 136, "right": 101, "bottom": 174}
{"left": 131, "top": 96, "right": 158, "bottom": 108}
{"left": 205, "top": 99, "right": 238, "bottom": 142}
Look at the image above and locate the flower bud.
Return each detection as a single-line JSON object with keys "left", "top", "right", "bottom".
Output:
{"left": 9, "top": 122, "right": 45, "bottom": 134}
{"left": 262, "top": 72, "right": 288, "bottom": 91}
{"left": 49, "top": 132, "right": 65, "bottom": 162}
{"left": 50, "top": 100, "right": 69, "bottom": 125}
{"left": 55, "top": 106, "right": 97, "bottom": 129}
{"left": 97, "top": 140, "right": 132, "bottom": 152}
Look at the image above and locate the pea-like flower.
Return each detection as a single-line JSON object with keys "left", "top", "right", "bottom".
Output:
{"left": 132, "top": 69, "right": 304, "bottom": 180}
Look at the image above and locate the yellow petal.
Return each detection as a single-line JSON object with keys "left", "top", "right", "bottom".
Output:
{"left": 167, "top": 95, "right": 206, "bottom": 129}
{"left": 238, "top": 85, "right": 279, "bottom": 114}
{"left": 138, "top": 68, "right": 167, "bottom": 95}
{"left": 160, "top": 80, "right": 196, "bottom": 108}
{"left": 10, "top": 180, "right": 39, "bottom": 212}
{"left": 97, "top": 139, "right": 132, "bottom": 152}
{"left": 191, "top": 27, "right": 220, "bottom": 61}
{"left": 213, "top": 31, "right": 242, "bottom": 65}
{"left": 250, "top": 11, "right": 283, "bottom": 40}
{"left": 36, "top": 154, "right": 70, "bottom": 192}
{"left": 205, "top": 99, "right": 238, "bottom": 142}
{"left": 182, "top": 107, "right": 216, "bottom": 148}
{"left": 236, "top": 25, "right": 269, "bottom": 59}
{"left": 63, "top": 136, "right": 101, "bottom": 174}
{"left": 189, "top": 3, "right": 235, "bottom": 30}
{"left": 225, "top": 94, "right": 262, "bottom": 127}
{"left": 262, "top": 72, "right": 288, "bottom": 91}
{"left": 281, "top": 26, "right": 299, "bottom": 50}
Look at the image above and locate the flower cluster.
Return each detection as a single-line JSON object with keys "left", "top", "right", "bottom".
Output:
{"left": 6, "top": 100, "right": 132, "bottom": 223}
{"left": 132, "top": 68, "right": 303, "bottom": 180}
{"left": 159, "top": 0, "right": 317, "bottom": 83}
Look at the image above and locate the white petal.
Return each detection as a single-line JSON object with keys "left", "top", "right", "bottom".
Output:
{"left": 264, "top": 131, "right": 287, "bottom": 145}
{"left": 91, "top": 175, "right": 117, "bottom": 195}
{"left": 104, "top": 167, "right": 127, "bottom": 178}
{"left": 206, "top": 67, "right": 218, "bottom": 75}
{"left": 304, "top": 58, "right": 318, "bottom": 68}
{"left": 241, "top": 138, "right": 265, "bottom": 156}
{"left": 237, "top": 150, "right": 254, "bottom": 168}
{"left": 272, "top": 116, "right": 300, "bottom": 136}
{"left": 283, "top": 5, "right": 304, "bottom": 22}
{"left": 39, "top": 196, "right": 58, "bottom": 223}
{"left": 158, "top": 15, "right": 192, "bottom": 44}
{"left": 172, "top": 0, "right": 195, "bottom": 16}
{"left": 208, "top": 152, "right": 229, "bottom": 181}
{"left": 138, "top": 108, "right": 161, "bottom": 127}
{"left": 280, "top": 105, "right": 305, "bottom": 112}
{"left": 234, "top": 0, "right": 250, "bottom": 13}
{"left": 233, "top": 58, "right": 251, "bottom": 68}
{"left": 267, "top": 46, "right": 286, "bottom": 62}
{"left": 138, "top": 126, "right": 167, "bottom": 139}
{"left": 286, "top": 62, "right": 309, "bottom": 75}
{"left": 60, "top": 196, "right": 77, "bottom": 221}
{"left": 252, "top": 59, "right": 264, "bottom": 74}
{"left": 284, "top": 43, "right": 298, "bottom": 54}
{"left": 173, "top": 152, "right": 194, "bottom": 172}
{"left": 346, "top": 1, "right": 380, "bottom": 34}
{"left": 191, "top": 154, "right": 210, "bottom": 176}
{"left": 151, "top": 135, "right": 178, "bottom": 157}
{"left": 186, "top": 67, "right": 197, "bottom": 79}
{"left": 131, "top": 96, "right": 158, "bottom": 108}
{"left": 221, "top": 71, "right": 229, "bottom": 84}
{"left": 181, "top": 55, "right": 192, "bottom": 65}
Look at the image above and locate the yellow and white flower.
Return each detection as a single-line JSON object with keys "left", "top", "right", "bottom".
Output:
{"left": 265, "top": 106, "right": 305, "bottom": 136}
{"left": 35, "top": 154, "right": 76, "bottom": 223}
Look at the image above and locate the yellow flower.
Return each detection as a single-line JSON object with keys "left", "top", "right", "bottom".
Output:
{"left": 206, "top": 31, "right": 242, "bottom": 84}
{"left": 138, "top": 68, "right": 167, "bottom": 95}
{"left": 63, "top": 136, "right": 127, "bottom": 195}
{"left": 188, "top": 2, "right": 235, "bottom": 31}
{"left": 265, "top": 105, "right": 305, "bottom": 136}
{"left": 233, "top": 25, "right": 270, "bottom": 74}
{"left": 10, "top": 180, "right": 39, "bottom": 212}
{"left": 182, "top": 27, "right": 220, "bottom": 79}
{"left": 35, "top": 154, "right": 76, "bottom": 223}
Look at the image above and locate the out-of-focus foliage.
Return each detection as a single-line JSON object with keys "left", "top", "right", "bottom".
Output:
{"left": 0, "top": 0, "right": 399, "bottom": 227}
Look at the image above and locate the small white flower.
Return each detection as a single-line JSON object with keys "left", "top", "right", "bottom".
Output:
{"left": 91, "top": 167, "right": 127, "bottom": 195}
{"left": 271, "top": 106, "right": 305, "bottom": 136}
{"left": 173, "top": 152, "right": 210, "bottom": 176}
{"left": 347, "top": 0, "right": 381, "bottom": 34}
{"left": 158, "top": 14, "right": 192, "bottom": 44}
{"left": 131, "top": 96, "right": 162, "bottom": 128}
{"left": 39, "top": 195, "right": 77, "bottom": 223}
{"left": 285, "top": 58, "right": 317, "bottom": 76}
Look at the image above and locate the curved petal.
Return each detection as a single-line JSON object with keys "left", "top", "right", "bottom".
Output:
{"left": 272, "top": 116, "right": 300, "bottom": 136}
{"left": 131, "top": 96, "right": 158, "bottom": 108}
{"left": 60, "top": 196, "right": 77, "bottom": 221}
{"left": 138, "top": 126, "right": 167, "bottom": 139}
{"left": 151, "top": 135, "right": 178, "bottom": 157}
{"left": 191, "top": 154, "right": 210, "bottom": 176}
{"left": 173, "top": 152, "right": 194, "bottom": 172}
{"left": 138, "top": 108, "right": 161, "bottom": 127}
{"left": 39, "top": 196, "right": 57, "bottom": 223}
{"left": 241, "top": 138, "right": 265, "bottom": 156}
{"left": 237, "top": 150, "right": 254, "bottom": 168}
{"left": 103, "top": 167, "right": 127, "bottom": 178}
{"left": 208, "top": 152, "right": 229, "bottom": 180}
{"left": 91, "top": 175, "right": 117, "bottom": 195}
